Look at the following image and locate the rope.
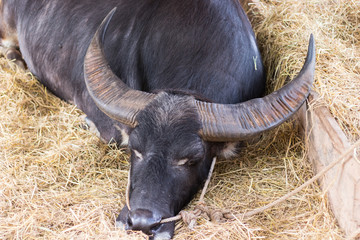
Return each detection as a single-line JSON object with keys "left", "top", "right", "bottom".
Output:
{"left": 239, "top": 138, "right": 359, "bottom": 219}
{"left": 199, "top": 157, "right": 217, "bottom": 203}
{"left": 161, "top": 139, "right": 360, "bottom": 226}
{"left": 126, "top": 165, "right": 132, "bottom": 211}
{"left": 160, "top": 157, "right": 217, "bottom": 224}
{"left": 125, "top": 139, "right": 360, "bottom": 228}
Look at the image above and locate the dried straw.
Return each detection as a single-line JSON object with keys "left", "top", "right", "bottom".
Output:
{"left": 1, "top": 0, "right": 358, "bottom": 239}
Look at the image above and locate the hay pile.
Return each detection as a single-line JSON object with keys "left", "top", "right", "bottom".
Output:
{"left": 1, "top": 0, "right": 358, "bottom": 239}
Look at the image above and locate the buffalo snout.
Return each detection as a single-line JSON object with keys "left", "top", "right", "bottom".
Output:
{"left": 116, "top": 205, "right": 175, "bottom": 239}
{"left": 127, "top": 208, "right": 161, "bottom": 234}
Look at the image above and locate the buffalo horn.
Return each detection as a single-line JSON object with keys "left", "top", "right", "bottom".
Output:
{"left": 196, "top": 34, "right": 316, "bottom": 142}
{"left": 84, "top": 8, "right": 155, "bottom": 127}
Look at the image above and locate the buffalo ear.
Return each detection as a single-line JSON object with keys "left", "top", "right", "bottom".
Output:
{"left": 83, "top": 8, "right": 156, "bottom": 127}
{"left": 197, "top": 34, "right": 316, "bottom": 142}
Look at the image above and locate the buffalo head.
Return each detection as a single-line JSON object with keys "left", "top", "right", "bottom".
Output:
{"left": 83, "top": 9, "right": 315, "bottom": 239}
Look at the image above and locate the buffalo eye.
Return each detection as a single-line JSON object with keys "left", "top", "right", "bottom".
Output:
{"left": 176, "top": 158, "right": 189, "bottom": 166}
{"left": 176, "top": 158, "right": 200, "bottom": 166}
{"left": 132, "top": 149, "right": 143, "bottom": 161}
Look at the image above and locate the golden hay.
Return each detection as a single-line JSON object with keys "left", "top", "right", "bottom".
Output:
{"left": 0, "top": 0, "right": 358, "bottom": 239}
{"left": 245, "top": 0, "right": 360, "bottom": 143}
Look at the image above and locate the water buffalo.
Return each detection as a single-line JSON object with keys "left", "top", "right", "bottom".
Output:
{"left": 0, "top": 0, "right": 315, "bottom": 239}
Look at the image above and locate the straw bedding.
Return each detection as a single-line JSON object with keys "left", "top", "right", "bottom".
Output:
{"left": 0, "top": 0, "right": 358, "bottom": 239}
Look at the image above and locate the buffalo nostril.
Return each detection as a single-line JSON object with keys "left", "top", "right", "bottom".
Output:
{"left": 127, "top": 209, "right": 161, "bottom": 235}
{"left": 127, "top": 216, "right": 133, "bottom": 228}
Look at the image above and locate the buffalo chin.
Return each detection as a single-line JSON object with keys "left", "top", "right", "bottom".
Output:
{"left": 116, "top": 205, "right": 175, "bottom": 240}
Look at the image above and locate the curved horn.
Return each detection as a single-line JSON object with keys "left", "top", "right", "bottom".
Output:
{"left": 84, "top": 8, "right": 155, "bottom": 127}
{"left": 197, "top": 34, "right": 316, "bottom": 142}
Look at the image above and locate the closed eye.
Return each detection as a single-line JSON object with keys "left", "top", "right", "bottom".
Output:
{"left": 133, "top": 150, "right": 143, "bottom": 161}
{"left": 177, "top": 158, "right": 189, "bottom": 166}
